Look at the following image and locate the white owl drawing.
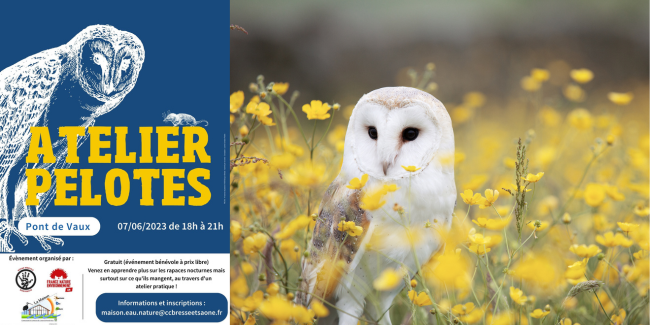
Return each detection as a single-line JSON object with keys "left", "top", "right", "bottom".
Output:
{"left": 0, "top": 25, "right": 145, "bottom": 252}
{"left": 297, "top": 87, "right": 456, "bottom": 325}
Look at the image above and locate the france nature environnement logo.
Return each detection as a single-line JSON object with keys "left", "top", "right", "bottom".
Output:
{"left": 47, "top": 268, "right": 73, "bottom": 292}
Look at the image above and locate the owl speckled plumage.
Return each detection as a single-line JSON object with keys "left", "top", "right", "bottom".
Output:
{"left": 0, "top": 25, "right": 144, "bottom": 252}
{"left": 297, "top": 87, "right": 456, "bottom": 325}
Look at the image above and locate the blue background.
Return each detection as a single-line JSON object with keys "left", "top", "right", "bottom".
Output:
{"left": 0, "top": 1, "right": 229, "bottom": 253}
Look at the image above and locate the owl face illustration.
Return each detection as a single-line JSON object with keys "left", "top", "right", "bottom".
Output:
{"left": 70, "top": 25, "right": 145, "bottom": 105}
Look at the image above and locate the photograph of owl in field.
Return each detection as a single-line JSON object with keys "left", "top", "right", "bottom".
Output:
{"left": 297, "top": 87, "right": 456, "bottom": 325}
{"left": 0, "top": 25, "right": 145, "bottom": 252}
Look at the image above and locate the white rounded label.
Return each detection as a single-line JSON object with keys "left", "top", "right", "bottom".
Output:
{"left": 18, "top": 217, "right": 100, "bottom": 236}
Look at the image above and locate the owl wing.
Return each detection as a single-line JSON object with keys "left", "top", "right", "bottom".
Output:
{"left": 297, "top": 177, "right": 371, "bottom": 305}
{"left": 0, "top": 49, "right": 63, "bottom": 173}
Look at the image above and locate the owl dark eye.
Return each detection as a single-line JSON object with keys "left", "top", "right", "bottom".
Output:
{"left": 368, "top": 126, "right": 378, "bottom": 140}
{"left": 402, "top": 128, "right": 419, "bottom": 141}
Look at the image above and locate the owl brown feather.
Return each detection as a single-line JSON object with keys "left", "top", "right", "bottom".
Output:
{"left": 296, "top": 177, "right": 370, "bottom": 306}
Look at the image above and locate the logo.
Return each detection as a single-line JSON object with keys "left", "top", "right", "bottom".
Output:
{"left": 21, "top": 294, "right": 63, "bottom": 322}
{"left": 16, "top": 267, "right": 36, "bottom": 292}
{"left": 47, "top": 268, "right": 72, "bottom": 292}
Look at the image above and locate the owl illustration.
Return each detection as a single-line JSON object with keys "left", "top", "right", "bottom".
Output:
{"left": 0, "top": 25, "right": 145, "bottom": 252}
{"left": 297, "top": 87, "right": 456, "bottom": 325}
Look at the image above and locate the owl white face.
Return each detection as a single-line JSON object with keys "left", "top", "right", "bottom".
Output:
{"left": 350, "top": 101, "right": 441, "bottom": 179}
{"left": 79, "top": 38, "right": 141, "bottom": 100}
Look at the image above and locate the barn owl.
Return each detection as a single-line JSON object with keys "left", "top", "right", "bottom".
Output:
{"left": 297, "top": 87, "right": 456, "bottom": 325}
{"left": 0, "top": 25, "right": 145, "bottom": 252}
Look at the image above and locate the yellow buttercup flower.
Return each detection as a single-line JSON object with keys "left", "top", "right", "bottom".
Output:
{"left": 522, "top": 172, "right": 544, "bottom": 183}
{"left": 230, "top": 90, "right": 244, "bottom": 113}
{"left": 266, "top": 282, "right": 279, "bottom": 296}
{"left": 275, "top": 215, "right": 311, "bottom": 240}
{"left": 634, "top": 204, "right": 649, "bottom": 217}
{"left": 259, "top": 296, "right": 293, "bottom": 321}
{"left": 479, "top": 189, "right": 499, "bottom": 209}
{"left": 272, "top": 82, "right": 289, "bottom": 95}
{"left": 451, "top": 302, "right": 475, "bottom": 315}
{"left": 244, "top": 314, "right": 255, "bottom": 325}
{"left": 468, "top": 228, "right": 492, "bottom": 245}
{"left": 360, "top": 184, "right": 399, "bottom": 211}
{"left": 239, "top": 125, "right": 249, "bottom": 137}
{"left": 617, "top": 222, "right": 640, "bottom": 234}
{"left": 285, "top": 161, "right": 327, "bottom": 187}
{"left": 460, "top": 307, "right": 484, "bottom": 324}
{"left": 346, "top": 174, "right": 369, "bottom": 190}
{"left": 243, "top": 233, "right": 268, "bottom": 254}
{"left": 337, "top": 220, "right": 363, "bottom": 237}
{"left": 569, "top": 244, "right": 602, "bottom": 258}
{"left": 606, "top": 185, "right": 625, "bottom": 201}
{"left": 570, "top": 68, "right": 594, "bottom": 83}
{"left": 472, "top": 216, "right": 511, "bottom": 231}
{"left": 230, "top": 114, "right": 235, "bottom": 124}
{"left": 584, "top": 183, "right": 606, "bottom": 207}
{"left": 503, "top": 157, "right": 516, "bottom": 169}
{"left": 302, "top": 100, "right": 331, "bottom": 120}
{"left": 373, "top": 268, "right": 403, "bottom": 291}
{"left": 521, "top": 76, "right": 541, "bottom": 92}
{"left": 460, "top": 189, "right": 483, "bottom": 206}
{"left": 531, "top": 68, "right": 550, "bottom": 82}
{"left": 596, "top": 231, "right": 634, "bottom": 248}
{"left": 231, "top": 220, "right": 242, "bottom": 241}
{"left": 241, "top": 290, "right": 264, "bottom": 312}
{"left": 269, "top": 152, "right": 295, "bottom": 170}
{"left": 408, "top": 290, "right": 432, "bottom": 307}
{"left": 401, "top": 165, "right": 421, "bottom": 172}
{"left": 241, "top": 262, "right": 254, "bottom": 275}
{"left": 530, "top": 309, "right": 550, "bottom": 319}
{"left": 568, "top": 108, "right": 592, "bottom": 129}
{"left": 310, "top": 301, "right": 329, "bottom": 317}
{"left": 565, "top": 258, "right": 588, "bottom": 280}
{"left": 607, "top": 92, "right": 633, "bottom": 105}
{"left": 509, "top": 286, "right": 527, "bottom": 305}
{"left": 564, "top": 84, "right": 586, "bottom": 102}
{"left": 247, "top": 102, "right": 276, "bottom": 126}
{"left": 611, "top": 309, "right": 626, "bottom": 325}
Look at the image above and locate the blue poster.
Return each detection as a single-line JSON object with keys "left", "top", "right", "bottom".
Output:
{"left": 0, "top": 1, "right": 230, "bottom": 324}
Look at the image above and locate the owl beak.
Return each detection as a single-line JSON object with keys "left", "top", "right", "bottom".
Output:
{"left": 382, "top": 161, "right": 391, "bottom": 175}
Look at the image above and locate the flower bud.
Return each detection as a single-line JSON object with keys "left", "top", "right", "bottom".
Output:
{"left": 606, "top": 135, "right": 614, "bottom": 146}
{"left": 298, "top": 276, "right": 303, "bottom": 282}
{"left": 258, "top": 274, "right": 266, "bottom": 281}
{"left": 303, "top": 251, "right": 310, "bottom": 258}
{"left": 544, "top": 304, "right": 551, "bottom": 312}
{"left": 410, "top": 279, "right": 417, "bottom": 288}
{"left": 287, "top": 292, "right": 295, "bottom": 300}
{"left": 597, "top": 253, "right": 605, "bottom": 260}
{"left": 333, "top": 103, "right": 340, "bottom": 110}
{"left": 242, "top": 137, "right": 250, "bottom": 144}
{"left": 311, "top": 213, "right": 318, "bottom": 221}
{"left": 231, "top": 182, "right": 238, "bottom": 189}
{"left": 233, "top": 250, "right": 240, "bottom": 257}
{"left": 249, "top": 83, "right": 259, "bottom": 92}
{"left": 294, "top": 246, "right": 300, "bottom": 252}
{"left": 260, "top": 91, "right": 267, "bottom": 99}
{"left": 562, "top": 213, "right": 571, "bottom": 224}
{"left": 453, "top": 318, "right": 460, "bottom": 324}
{"left": 426, "top": 62, "right": 435, "bottom": 71}
{"left": 429, "top": 309, "right": 437, "bottom": 315}
{"left": 257, "top": 75, "right": 264, "bottom": 83}
{"left": 233, "top": 205, "right": 240, "bottom": 212}
{"left": 534, "top": 220, "right": 542, "bottom": 228}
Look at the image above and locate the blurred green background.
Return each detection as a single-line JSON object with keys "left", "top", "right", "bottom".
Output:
{"left": 230, "top": 0, "right": 648, "bottom": 110}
